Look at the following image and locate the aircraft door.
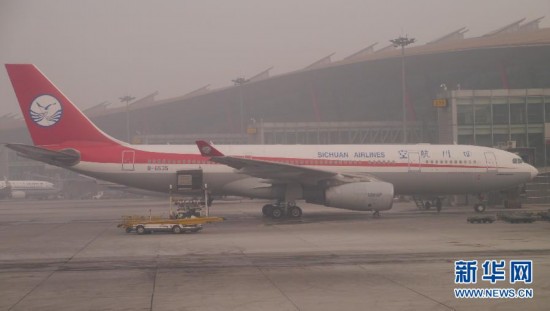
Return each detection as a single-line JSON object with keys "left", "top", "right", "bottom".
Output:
{"left": 408, "top": 151, "right": 421, "bottom": 172}
{"left": 176, "top": 169, "right": 203, "bottom": 193}
{"left": 484, "top": 152, "right": 498, "bottom": 173}
{"left": 122, "top": 150, "right": 135, "bottom": 171}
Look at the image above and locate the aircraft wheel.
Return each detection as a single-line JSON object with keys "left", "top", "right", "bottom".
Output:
{"left": 270, "top": 206, "right": 284, "bottom": 219}
{"left": 136, "top": 225, "right": 146, "bottom": 235}
{"left": 373, "top": 210, "right": 381, "bottom": 218}
{"left": 288, "top": 206, "right": 302, "bottom": 218}
{"left": 474, "top": 203, "right": 486, "bottom": 213}
{"left": 436, "top": 198, "right": 442, "bottom": 212}
{"left": 424, "top": 201, "right": 431, "bottom": 210}
{"left": 262, "top": 204, "right": 273, "bottom": 217}
{"left": 172, "top": 226, "right": 183, "bottom": 234}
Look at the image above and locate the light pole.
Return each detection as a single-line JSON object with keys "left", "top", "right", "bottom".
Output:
{"left": 119, "top": 95, "right": 136, "bottom": 143}
{"left": 232, "top": 77, "right": 249, "bottom": 136}
{"left": 390, "top": 35, "right": 415, "bottom": 144}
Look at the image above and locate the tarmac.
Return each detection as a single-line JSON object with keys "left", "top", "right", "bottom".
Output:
{"left": 0, "top": 198, "right": 549, "bottom": 311}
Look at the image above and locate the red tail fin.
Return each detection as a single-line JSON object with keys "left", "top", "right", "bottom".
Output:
{"left": 5, "top": 64, "right": 119, "bottom": 146}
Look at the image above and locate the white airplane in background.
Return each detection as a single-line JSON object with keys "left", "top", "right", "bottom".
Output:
{"left": 4, "top": 64, "right": 538, "bottom": 218}
{"left": 0, "top": 179, "right": 58, "bottom": 199}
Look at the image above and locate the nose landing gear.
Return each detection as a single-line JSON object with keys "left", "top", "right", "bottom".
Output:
{"left": 474, "top": 194, "right": 487, "bottom": 213}
{"left": 474, "top": 203, "right": 487, "bottom": 213}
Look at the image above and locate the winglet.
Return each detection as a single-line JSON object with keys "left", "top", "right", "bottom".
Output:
{"left": 196, "top": 140, "right": 225, "bottom": 157}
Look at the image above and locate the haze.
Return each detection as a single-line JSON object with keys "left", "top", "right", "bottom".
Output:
{"left": 1, "top": 0, "right": 549, "bottom": 115}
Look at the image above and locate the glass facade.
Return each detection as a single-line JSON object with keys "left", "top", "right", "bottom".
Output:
{"left": 454, "top": 90, "right": 550, "bottom": 167}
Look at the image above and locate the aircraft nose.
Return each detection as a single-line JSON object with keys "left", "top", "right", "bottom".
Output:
{"left": 529, "top": 165, "right": 539, "bottom": 179}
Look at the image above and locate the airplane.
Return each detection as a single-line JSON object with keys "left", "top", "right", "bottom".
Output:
{"left": 0, "top": 179, "right": 59, "bottom": 199}
{"left": 3, "top": 64, "right": 538, "bottom": 218}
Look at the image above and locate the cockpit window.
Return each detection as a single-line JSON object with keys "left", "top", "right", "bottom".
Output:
{"left": 513, "top": 158, "right": 523, "bottom": 164}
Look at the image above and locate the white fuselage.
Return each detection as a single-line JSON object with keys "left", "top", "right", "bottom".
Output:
{"left": 68, "top": 144, "right": 537, "bottom": 199}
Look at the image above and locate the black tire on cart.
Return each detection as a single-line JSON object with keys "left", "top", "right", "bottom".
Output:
{"left": 172, "top": 225, "right": 183, "bottom": 234}
{"left": 424, "top": 201, "right": 431, "bottom": 210}
{"left": 125, "top": 227, "right": 133, "bottom": 233}
{"left": 271, "top": 206, "right": 284, "bottom": 219}
{"left": 136, "top": 225, "right": 146, "bottom": 235}
{"left": 262, "top": 204, "right": 273, "bottom": 216}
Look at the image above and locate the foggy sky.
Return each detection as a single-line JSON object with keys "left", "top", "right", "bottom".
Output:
{"left": 1, "top": 0, "right": 549, "bottom": 116}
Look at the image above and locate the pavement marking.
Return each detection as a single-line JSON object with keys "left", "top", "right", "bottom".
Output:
{"left": 7, "top": 222, "right": 110, "bottom": 311}
{"left": 256, "top": 266, "right": 301, "bottom": 311}
{"left": 235, "top": 245, "right": 301, "bottom": 311}
{"left": 150, "top": 256, "right": 160, "bottom": 311}
{"left": 358, "top": 265, "right": 456, "bottom": 311}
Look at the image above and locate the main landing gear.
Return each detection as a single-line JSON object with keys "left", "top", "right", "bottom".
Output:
{"left": 424, "top": 198, "right": 443, "bottom": 212}
{"left": 262, "top": 202, "right": 303, "bottom": 219}
{"left": 414, "top": 197, "right": 443, "bottom": 212}
{"left": 473, "top": 194, "right": 487, "bottom": 213}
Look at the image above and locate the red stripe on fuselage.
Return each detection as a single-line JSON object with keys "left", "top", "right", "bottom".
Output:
{"left": 42, "top": 143, "right": 509, "bottom": 170}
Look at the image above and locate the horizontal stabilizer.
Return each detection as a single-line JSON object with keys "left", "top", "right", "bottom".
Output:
{"left": 5, "top": 143, "right": 80, "bottom": 167}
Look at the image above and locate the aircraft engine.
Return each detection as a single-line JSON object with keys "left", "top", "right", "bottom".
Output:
{"left": 10, "top": 190, "right": 26, "bottom": 199}
{"left": 324, "top": 182, "right": 394, "bottom": 211}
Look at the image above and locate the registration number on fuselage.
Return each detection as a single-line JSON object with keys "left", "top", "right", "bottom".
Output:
{"left": 147, "top": 165, "right": 169, "bottom": 171}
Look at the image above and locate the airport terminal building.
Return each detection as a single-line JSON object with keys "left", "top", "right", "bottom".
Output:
{"left": 3, "top": 17, "right": 550, "bottom": 179}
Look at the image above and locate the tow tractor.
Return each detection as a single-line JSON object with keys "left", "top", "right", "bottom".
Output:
{"left": 118, "top": 198, "right": 224, "bottom": 234}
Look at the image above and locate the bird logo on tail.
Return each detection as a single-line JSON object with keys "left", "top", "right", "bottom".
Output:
{"left": 29, "top": 95, "right": 63, "bottom": 127}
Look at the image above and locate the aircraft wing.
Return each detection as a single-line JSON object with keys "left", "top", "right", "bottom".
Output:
{"left": 196, "top": 141, "right": 378, "bottom": 185}
{"left": 5, "top": 143, "right": 80, "bottom": 167}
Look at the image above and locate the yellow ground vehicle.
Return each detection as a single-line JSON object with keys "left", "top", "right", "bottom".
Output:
{"left": 118, "top": 213, "right": 224, "bottom": 234}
